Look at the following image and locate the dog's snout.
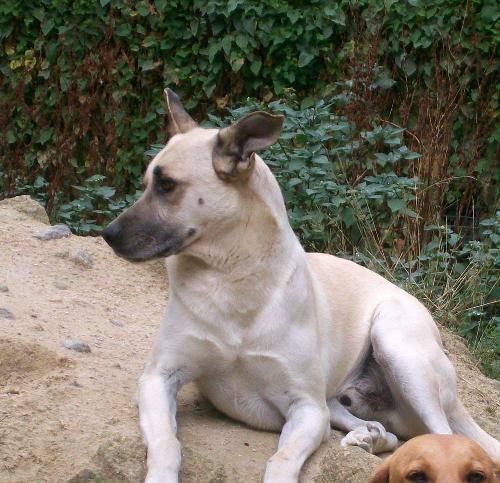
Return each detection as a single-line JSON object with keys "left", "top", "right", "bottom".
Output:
{"left": 102, "top": 222, "right": 122, "bottom": 247}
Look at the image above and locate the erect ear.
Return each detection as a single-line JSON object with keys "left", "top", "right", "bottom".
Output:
{"left": 212, "top": 111, "right": 284, "bottom": 182}
{"left": 367, "top": 457, "right": 391, "bottom": 483}
{"left": 164, "top": 88, "right": 198, "bottom": 137}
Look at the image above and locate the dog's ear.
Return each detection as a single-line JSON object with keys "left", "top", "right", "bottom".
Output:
{"left": 164, "top": 88, "right": 198, "bottom": 137}
{"left": 212, "top": 111, "right": 284, "bottom": 181}
{"left": 367, "top": 458, "right": 391, "bottom": 483}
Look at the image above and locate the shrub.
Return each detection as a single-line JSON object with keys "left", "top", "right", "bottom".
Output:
{"left": 1, "top": 0, "right": 497, "bottom": 233}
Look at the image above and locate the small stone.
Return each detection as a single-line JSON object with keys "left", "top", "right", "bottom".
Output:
{"left": 54, "top": 250, "right": 70, "bottom": 259}
{"left": 71, "top": 250, "right": 93, "bottom": 269}
{"left": 63, "top": 338, "right": 91, "bottom": 353}
{"left": 54, "top": 281, "right": 69, "bottom": 290}
{"left": 66, "top": 469, "right": 97, "bottom": 483}
{"left": 71, "top": 381, "right": 83, "bottom": 388}
{"left": 0, "top": 286, "right": 9, "bottom": 293}
{"left": 34, "top": 224, "right": 71, "bottom": 240}
{"left": 6, "top": 388, "right": 20, "bottom": 395}
{"left": 110, "top": 319, "right": 124, "bottom": 327}
{"left": 0, "top": 308, "right": 15, "bottom": 320}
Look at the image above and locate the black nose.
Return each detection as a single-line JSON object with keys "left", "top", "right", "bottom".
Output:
{"left": 102, "top": 222, "right": 122, "bottom": 247}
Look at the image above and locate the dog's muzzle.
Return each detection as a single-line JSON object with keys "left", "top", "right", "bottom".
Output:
{"left": 102, "top": 222, "right": 122, "bottom": 247}
{"left": 102, "top": 219, "right": 196, "bottom": 262}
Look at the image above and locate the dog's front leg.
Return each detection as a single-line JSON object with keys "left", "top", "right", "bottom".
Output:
{"left": 139, "top": 364, "right": 185, "bottom": 483}
{"left": 264, "top": 402, "right": 330, "bottom": 483}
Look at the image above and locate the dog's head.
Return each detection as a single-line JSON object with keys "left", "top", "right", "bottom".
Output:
{"left": 102, "top": 88, "right": 284, "bottom": 262}
{"left": 368, "top": 434, "right": 499, "bottom": 483}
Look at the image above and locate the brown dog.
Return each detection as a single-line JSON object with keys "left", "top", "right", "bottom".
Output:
{"left": 368, "top": 434, "right": 499, "bottom": 483}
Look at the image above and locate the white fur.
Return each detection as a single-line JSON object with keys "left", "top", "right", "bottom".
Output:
{"left": 132, "top": 128, "right": 500, "bottom": 483}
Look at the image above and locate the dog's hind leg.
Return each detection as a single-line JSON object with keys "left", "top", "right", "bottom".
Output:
{"left": 370, "top": 300, "right": 455, "bottom": 437}
{"left": 448, "top": 400, "right": 500, "bottom": 460}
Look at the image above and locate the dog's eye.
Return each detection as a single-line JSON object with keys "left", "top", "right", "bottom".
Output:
{"left": 467, "top": 472, "right": 485, "bottom": 483}
{"left": 406, "top": 471, "right": 428, "bottom": 483}
{"left": 158, "top": 177, "right": 176, "bottom": 193}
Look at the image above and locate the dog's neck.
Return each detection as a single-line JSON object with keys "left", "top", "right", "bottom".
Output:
{"left": 168, "top": 159, "right": 306, "bottom": 318}
{"left": 180, "top": 161, "right": 299, "bottom": 274}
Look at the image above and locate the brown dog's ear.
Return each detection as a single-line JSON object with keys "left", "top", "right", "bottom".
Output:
{"left": 367, "top": 458, "right": 391, "bottom": 483}
{"left": 212, "top": 111, "right": 284, "bottom": 181}
{"left": 164, "top": 88, "right": 198, "bottom": 137}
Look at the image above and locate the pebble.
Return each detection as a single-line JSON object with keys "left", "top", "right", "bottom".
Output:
{"left": 0, "top": 308, "right": 15, "bottom": 320}
{"left": 110, "top": 319, "right": 124, "bottom": 327}
{"left": 54, "top": 281, "right": 69, "bottom": 290}
{"left": 54, "top": 250, "right": 69, "bottom": 259}
{"left": 71, "top": 250, "right": 93, "bottom": 269}
{"left": 0, "top": 285, "right": 8, "bottom": 293}
{"left": 63, "top": 338, "right": 91, "bottom": 353}
{"left": 34, "top": 224, "right": 71, "bottom": 240}
{"left": 66, "top": 469, "right": 97, "bottom": 483}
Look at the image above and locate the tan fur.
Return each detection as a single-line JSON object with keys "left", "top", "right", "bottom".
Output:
{"left": 102, "top": 91, "right": 500, "bottom": 483}
{"left": 368, "top": 435, "right": 499, "bottom": 483}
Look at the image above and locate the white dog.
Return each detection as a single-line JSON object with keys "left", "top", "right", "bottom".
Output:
{"left": 102, "top": 88, "right": 500, "bottom": 482}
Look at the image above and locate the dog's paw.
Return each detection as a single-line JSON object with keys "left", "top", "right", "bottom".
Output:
{"left": 341, "top": 422, "right": 398, "bottom": 454}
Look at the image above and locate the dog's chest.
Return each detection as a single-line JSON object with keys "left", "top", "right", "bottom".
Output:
{"left": 196, "top": 346, "right": 292, "bottom": 430}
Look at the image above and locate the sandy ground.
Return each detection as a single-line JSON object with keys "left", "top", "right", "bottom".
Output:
{"left": 0, "top": 196, "right": 498, "bottom": 483}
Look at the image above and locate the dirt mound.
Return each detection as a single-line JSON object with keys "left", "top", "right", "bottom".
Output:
{"left": 0, "top": 196, "right": 498, "bottom": 483}
{"left": 0, "top": 339, "right": 64, "bottom": 385}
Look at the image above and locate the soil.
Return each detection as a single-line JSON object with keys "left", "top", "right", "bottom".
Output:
{"left": 0, "top": 196, "right": 498, "bottom": 483}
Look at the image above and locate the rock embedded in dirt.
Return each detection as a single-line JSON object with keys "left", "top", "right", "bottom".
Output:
{"left": 63, "top": 338, "right": 91, "bottom": 353}
{"left": 0, "top": 285, "right": 9, "bottom": 293}
{"left": 0, "top": 195, "right": 49, "bottom": 224}
{"left": 54, "top": 250, "right": 70, "bottom": 259}
{"left": 0, "top": 308, "right": 15, "bottom": 320}
{"left": 110, "top": 319, "right": 124, "bottom": 327}
{"left": 65, "top": 468, "right": 97, "bottom": 483}
{"left": 71, "top": 250, "right": 94, "bottom": 269}
{"left": 34, "top": 224, "right": 72, "bottom": 241}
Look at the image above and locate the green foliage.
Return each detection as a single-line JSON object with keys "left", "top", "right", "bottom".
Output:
{"left": 0, "top": 1, "right": 498, "bottom": 376}
{"left": 206, "top": 94, "right": 498, "bottom": 378}
{"left": 2, "top": 0, "right": 497, "bottom": 226}
{"left": 0, "top": 0, "right": 345, "bottom": 205}
{"left": 57, "top": 175, "right": 142, "bottom": 234}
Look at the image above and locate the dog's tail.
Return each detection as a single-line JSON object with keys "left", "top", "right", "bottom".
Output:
{"left": 449, "top": 400, "right": 500, "bottom": 461}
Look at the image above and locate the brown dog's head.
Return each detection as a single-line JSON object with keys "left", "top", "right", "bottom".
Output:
{"left": 102, "top": 88, "right": 284, "bottom": 262}
{"left": 368, "top": 435, "right": 499, "bottom": 483}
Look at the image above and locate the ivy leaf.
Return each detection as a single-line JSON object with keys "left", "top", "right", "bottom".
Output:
{"left": 222, "top": 36, "right": 232, "bottom": 55}
{"left": 140, "top": 59, "right": 154, "bottom": 71}
{"left": 207, "top": 42, "right": 221, "bottom": 63}
{"left": 235, "top": 34, "right": 248, "bottom": 50}
{"left": 298, "top": 51, "right": 314, "bottom": 67}
{"left": 39, "top": 128, "right": 53, "bottom": 144}
{"left": 230, "top": 55, "right": 244, "bottom": 72}
{"left": 41, "top": 19, "right": 55, "bottom": 36}
{"left": 388, "top": 199, "right": 405, "bottom": 213}
{"left": 250, "top": 58, "right": 262, "bottom": 75}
